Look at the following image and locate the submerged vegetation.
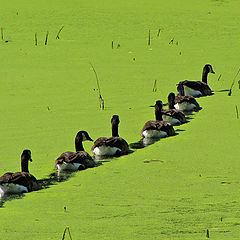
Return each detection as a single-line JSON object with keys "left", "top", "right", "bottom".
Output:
{"left": 0, "top": 0, "right": 240, "bottom": 239}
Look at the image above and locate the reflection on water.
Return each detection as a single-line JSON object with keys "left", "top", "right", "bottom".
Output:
{"left": 130, "top": 138, "right": 161, "bottom": 149}
{"left": 0, "top": 170, "right": 75, "bottom": 208}
{"left": 0, "top": 193, "right": 24, "bottom": 208}
{"left": 38, "top": 170, "right": 75, "bottom": 188}
{"left": 0, "top": 166, "right": 100, "bottom": 207}
{"left": 175, "top": 129, "right": 185, "bottom": 132}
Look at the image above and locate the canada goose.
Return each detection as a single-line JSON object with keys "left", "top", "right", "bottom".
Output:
{"left": 0, "top": 150, "right": 38, "bottom": 197}
{"left": 55, "top": 131, "right": 96, "bottom": 171}
{"left": 162, "top": 92, "right": 187, "bottom": 125}
{"left": 174, "top": 87, "right": 202, "bottom": 112}
{"left": 141, "top": 100, "right": 175, "bottom": 138}
{"left": 177, "top": 64, "right": 215, "bottom": 97}
{"left": 91, "top": 115, "right": 129, "bottom": 156}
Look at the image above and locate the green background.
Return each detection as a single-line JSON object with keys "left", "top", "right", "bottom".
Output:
{"left": 0, "top": 0, "right": 240, "bottom": 239}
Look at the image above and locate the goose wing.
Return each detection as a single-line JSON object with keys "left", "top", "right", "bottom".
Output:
{"left": 179, "top": 80, "right": 212, "bottom": 95}
{"left": 162, "top": 109, "right": 187, "bottom": 123}
{"left": 56, "top": 151, "right": 95, "bottom": 168}
{"left": 141, "top": 120, "right": 175, "bottom": 136}
{"left": 0, "top": 172, "right": 37, "bottom": 191}
{"left": 91, "top": 137, "right": 129, "bottom": 154}
{"left": 175, "top": 95, "right": 202, "bottom": 110}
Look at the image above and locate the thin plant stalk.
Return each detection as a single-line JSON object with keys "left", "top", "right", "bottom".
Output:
{"left": 1, "top": 28, "right": 3, "bottom": 40}
{"left": 56, "top": 26, "right": 64, "bottom": 39}
{"left": 148, "top": 30, "right": 151, "bottom": 46}
{"left": 206, "top": 229, "right": 210, "bottom": 238}
{"left": 90, "top": 62, "right": 105, "bottom": 110}
{"left": 152, "top": 80, "right": 157, "bottom": 92}
{"left": 169, "top": 38, "right": 174, "bottom": 44}
{"left": 62, "top": 226, "right": 73, "bottom": 240}
{"left": 45, "top": 31, "right": 49, "bottom": 45}
{"left": 236, "top": 105, "right": 239, "bottom": 119}
{"left": 35, "top": 32, "right": 37, "bottom": 46}
{"left": 228, "top": 68, "right": 240, "bottom": 96}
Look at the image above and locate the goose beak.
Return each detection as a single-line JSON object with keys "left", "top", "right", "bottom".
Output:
{"left": 212, "top": 70, "right": 215, "bottom": 74}
{"left": 30, "top": 158, "right": 32, "bottom": 162}
{"left": 88, "top": 137, "right": 94, "bottom": 142}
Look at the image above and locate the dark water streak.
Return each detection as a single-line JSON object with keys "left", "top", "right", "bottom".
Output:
{"left": 0, "top": 170, "right": 79, "bottom": 208}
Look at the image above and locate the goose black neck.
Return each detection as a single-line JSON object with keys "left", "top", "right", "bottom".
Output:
{"left": 168, "top": 101, "right": 175, "bottom": 109}
{"left": 168, "top": 93, "right": 175, "bottom": 109}
{"left": 21, "top": 157, "right": 29, "bottom": 173}
{"left": 202, "top": 67, "right": 209, "bottom": 84}
{"left": 155, "top": 105, "right": 163, "bottom": 121}
{"left": 75, "top": 138, "right": 84, "bottom": 152}
{"left": 112, "top": 123, "right": 119, "bottom": 137}
{"left": 177, "top": 83, "right": 185, "bottom": 96}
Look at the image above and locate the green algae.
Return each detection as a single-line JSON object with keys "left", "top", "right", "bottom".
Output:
{"left": 0, "top": 0, "right": 240, "bottom": 239}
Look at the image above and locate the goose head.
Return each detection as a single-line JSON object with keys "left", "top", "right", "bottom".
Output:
{"left": 111, "top": 115, "right": 120, "bottom": 137}
{"left": 76, "top": 131, "right": 93, "bottom": 142}
{"left": 75, "top": 131, "right": 93, "bottom": 152}
{"left": 21, "top": 149, "right": 32, "bottom": 173}
{"left": 202, "top": 64, "right": 215, "bottom": 83}
{"left": 204, "top": 64, "right": 215, "bottom": 74}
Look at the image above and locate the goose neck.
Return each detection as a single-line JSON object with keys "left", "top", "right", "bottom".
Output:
{"left": 155, "top": 107, "right": 163, "bottom": 121}
{"left": 202, "top": 68, "right": 209, "bottom": 83}
{"left": 21, "top": 159, "right": 29, "bottom": 173}
{"left": 168, "top": 98, "right": 175, "bottom": 109}
{"left": 112, "top": 123, "right": 119, "bottom": 137}
{"left": 75, "top": 139, "right": 84, "bottom": 152}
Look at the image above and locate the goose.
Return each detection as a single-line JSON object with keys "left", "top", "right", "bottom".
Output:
{"left": 91, "top": 115, "right": 129, "bottom": 156}
{"left": 162, "top": 92, "right": 187, "bottom": 125}
{"left": 0, "top": 150, "right": 38, "bottom": 197}
{"left": 55, "top": 131, "right": 97, "bottom": 171}
{"left": 141, "top": 100, "right": 175, "bottom": 138}
{"left": 174, "top": 87, "right": 202, "bottom": 112}
{"left": 177, "top": 64, "right": 215, "bottom": 97}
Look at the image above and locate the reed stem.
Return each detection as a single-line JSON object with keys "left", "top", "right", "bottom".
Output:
{"left": 56, "top": 26, "right": 64, "bottom": 39}
{"left": 35, "top": 32, "right": 37, "bottom": 46}
{"left": 148, "top": 30, "right": 151, "bottom": 46}
{"left": 45, "top": 31, "right": 49, "bottom": 45}
{"left": 1, "top": 28, "right": 3, "bottom": 40}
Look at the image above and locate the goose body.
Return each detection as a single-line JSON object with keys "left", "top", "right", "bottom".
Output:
{"left": 174, "top": 101, "right": 196, "bottom": 112}
{"left": 92, "top": 137, "right": 129, "bottom": 156}
{"left": 56, "top": 162, "right": 83, "bottom": 171}
{"left": 162, "top": 114, "right": 181, "bottom": 125}
{"left": 92, "top": 146, "right": 121, "bottom": 156}
{"left": 56, "top": 152, "right": 93, "bottom": 171}
{"left": 177, "top": 64, "right": 215, "bottom": 97}
{"left": 161, "top": 93, "right": 187, "bottom": 125}
{"left": 182, "top": 85, "right": 202, "bottom": 97}
{"left": 0, "top": 182, "right": 28, "bottom": 196}
{"left": 91, "top": 115, "right": 129, "bottom": 157}
{"left": 141, "top": 101, "right": 175, "bottom": 138}
{"left": 55, "top": 131, "right": 96, "bottom": 171}
{"left": 142, "top": 126, "right": 168, "bottom": 138}
{"left": 174, "top": 91, "right": 202, "bottom": 112}
{"left": 0, "top": 150, "right": 38, "bottom": 197}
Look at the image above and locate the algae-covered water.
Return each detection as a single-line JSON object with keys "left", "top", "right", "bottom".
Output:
{"left": 0, "top": 0, "right": 240, "bottom": 239}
